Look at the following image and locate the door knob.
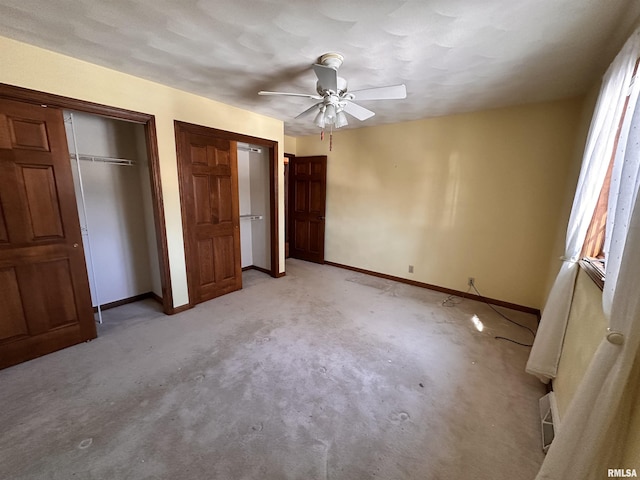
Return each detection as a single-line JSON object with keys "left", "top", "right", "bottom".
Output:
{"left": 318, "top": 216, "right": 325, "bottom": 220}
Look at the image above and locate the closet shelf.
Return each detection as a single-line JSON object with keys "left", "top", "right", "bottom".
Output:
{"left": 70, "top": 153, "right": 136, "bottom": 166}
{"left": 240, "top": 214, "right": 263, "bottom": 221}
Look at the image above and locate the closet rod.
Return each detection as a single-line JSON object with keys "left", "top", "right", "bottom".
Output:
{"left": 237, "top": 145, "right": 262, "bottom": 153}
{"left": 69, "top": 153, "right": 136, "bottom": 166}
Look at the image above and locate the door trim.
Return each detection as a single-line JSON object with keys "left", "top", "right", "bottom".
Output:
{"left": 0, "top": 83, "right": 175, "bottom": 314}
{"left": 174, "top": 121, "right": 281, "bottom": 308}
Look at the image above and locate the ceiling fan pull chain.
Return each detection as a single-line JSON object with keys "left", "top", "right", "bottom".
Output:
{"left": 330, "top": 124, "right": 333, "bottom": 151}
{"left": 320, "top": 130, "right": 324, "bottom": 141}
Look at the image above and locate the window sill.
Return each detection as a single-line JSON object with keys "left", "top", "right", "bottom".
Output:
{"left": 579, "top": 258, "right": 605, "bottom": 291}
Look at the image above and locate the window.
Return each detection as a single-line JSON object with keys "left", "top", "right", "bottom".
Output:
{"left": 580, "top": 57, "right": 640, "bottom": 287}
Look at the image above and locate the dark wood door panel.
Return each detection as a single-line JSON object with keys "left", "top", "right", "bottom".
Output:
{"left": 195, "top": 235, "right": 238, "bottom": 287}
{"left": 0, "top": 244, "right": 76, "bottom": 265}
{"left": 294, "top": 180, "right": 307, "bottom": 213}
{"left": 310, "top": 180, "right": 324, "bottom": 214}
{"left": 0, "top": 324, "right": 88, "bottom": 370}
{"left": 212, "top": 146, "right": 230, "bottom": 167}
{"left": 19, "top": 164, "right": 65, "bottom": 239}
{"left": 23, "top": 258, "right": 83, "bottom": 332}
{"left": 195, "top": 223, "right": 234, "bottom": 240}
{"left": 196, "top": 236, "right": 239, "bottom": 300}
{"left": 294, "top": 161, "right": 309, "bottom": 175}
{"left": 176, "top": 121, "right": 242, "bottom": 305}
{"left": 308, "top": 222, "right": 321, "bottom": 254}
{"left": 289, "top": 156, "right": 327, "bottom": 264}
{"left": 213, "top": 235, "right": 236, "bottom": 281}
{"left": 190, "top": 143, "right": 210, "bottom": 166}
{"left": 0, "top": 98, "right": 95, "bottom": 369}
{"left": 196, "top": 238, "right": 215, "bottom": 286}
{"left": 7, "top": 116, "right": 51, "bottom": 151}
{"left": 192, "top": 174, "right": 213, "bottom": 225}
{"left": 189, "top": 135, "right": 231, "bottom": 167}
{"left": 294, "top": 219, "right": 308, "bottom": 251}
{"left": 0, "top": 204, "right": 8, "bottom": 243}
{"left": 215, "top": 176, "right": 234, "bottom": 223}
{"left": 0, "top": 267, "right": 28, "bottom": 342}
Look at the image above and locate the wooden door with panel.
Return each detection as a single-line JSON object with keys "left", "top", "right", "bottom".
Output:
{"left": 0, "top": 99, "right": 96, "bottom": 369}
{"left": 176, "top": 122, "right": 242, "bottom": 305}
{"left": 288, "top": 155, "right": 327, "bottom": 264}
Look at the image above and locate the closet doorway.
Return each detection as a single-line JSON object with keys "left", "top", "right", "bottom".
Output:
{"left": 0, "top": 84, "right": 174, "bottom": 316}
{"left": 65, "top": 111, "right": 162, "bottom": 321}
{"left": 175, "top": 121, "right": 280, "bottom": 308}
{"left": 238, "top": 142, "right": 272, "bottom": 275}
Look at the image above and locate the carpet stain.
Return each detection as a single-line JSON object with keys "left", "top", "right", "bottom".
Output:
{"left": 389, "top": 411, "right": 411, "bottom": 423}
{"left": 249, "top": 422, "right": 263, "bottom": 432}
{"left": 77, "top": 438, "right": 93, "bottom": 449}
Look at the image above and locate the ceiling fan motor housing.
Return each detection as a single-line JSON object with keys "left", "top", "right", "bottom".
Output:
{"left": 318, "top": 52, "right": 344, "bottom": 69}
{"left": 317, "top": 76, "right": 348, "bottom": 96}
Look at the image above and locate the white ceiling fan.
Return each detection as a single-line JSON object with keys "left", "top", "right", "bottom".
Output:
{"left": 258, "top": 53, "right": 407, "bottom": 133}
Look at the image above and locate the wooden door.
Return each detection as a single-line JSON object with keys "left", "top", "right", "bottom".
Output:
{"left": 289, "top": 155, "right": 327, "bottom": 264}
{"left": 176, "top": 122, "right": 242, "bottom": 305}
{"left": 0, "top": 99, "right": 96, "bottom": 369}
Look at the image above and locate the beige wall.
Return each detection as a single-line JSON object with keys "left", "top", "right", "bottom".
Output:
{"left": 0, "top": 36, "right": 285, "bottom": 308}
{"left": 284, "top": 135, "right": 297, "bottom": 155}
{"left": 540, "top": 82, "right": 600, "bottom": 307}
{"left": 553, "top": 269, "right": 607, "bottom": 418}
{"left": 296, "top": 99, "right": 582, "bottom": 308}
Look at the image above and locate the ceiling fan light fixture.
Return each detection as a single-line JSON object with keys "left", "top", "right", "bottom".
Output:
{"left": 324, "top": 104, "right": 336, "bottom": 124}
{"left": 335, "top": 110, "right": 348, "bottom": 128}
{"left": 313, "top": 109, "right": 326, "bottom": 128}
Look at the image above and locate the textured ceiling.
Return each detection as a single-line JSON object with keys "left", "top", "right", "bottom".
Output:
{"left": 0, "top": 0, "right": 636, "bottom": 136}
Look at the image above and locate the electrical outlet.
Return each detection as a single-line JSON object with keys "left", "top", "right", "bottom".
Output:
{"left": 468, "top": 277, "right": 475, "bottom": 287}
{"left": 408, "top": 265, "right": 414, "bottom": 273}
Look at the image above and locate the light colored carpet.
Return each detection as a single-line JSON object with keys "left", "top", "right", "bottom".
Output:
{"left": 0, "top": 259, "right": 546, "bottom": 479}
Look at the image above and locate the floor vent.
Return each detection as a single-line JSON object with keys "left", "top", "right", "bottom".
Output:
{"left": 539, "top": 391, "right": 558, "bottom": 453}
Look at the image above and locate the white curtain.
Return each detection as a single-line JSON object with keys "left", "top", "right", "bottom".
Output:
{"left": 536, "top": 137, "right": 640, "bottom": 480}
{"left": 525, "top": 34, "right": 637, "bottom": 382}
{"left": 536, "top": 28, "right": 640, "bottom": 480}
{"left": 603, "top": 34, "right": 640, "bottom": 316}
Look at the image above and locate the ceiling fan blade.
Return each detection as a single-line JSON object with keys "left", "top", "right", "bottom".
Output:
{"left": 295, "top": 102, "right": 323, "bottom": 119}
{"left": 259, "top": 91, "right": 322, "bottom": 100}
{"left": 312, "top": 64, "right": 338, "bottom": 92}
{"left": 342, "top": 101, "right": 375, "bottom": 121}
{"left": 350, "top": 84, "right": 407, "bottom": 101}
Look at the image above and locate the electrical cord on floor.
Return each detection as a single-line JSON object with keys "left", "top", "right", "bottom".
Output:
{"left": 470, "top": 283, "right": 535, "bottom": 347}
{"left": 441, "top": 285, "right": 472, "bottom": 307}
